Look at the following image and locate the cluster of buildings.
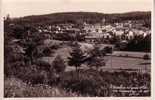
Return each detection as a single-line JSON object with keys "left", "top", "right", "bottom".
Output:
{"left": 35, "top": 19, "right": 151, "bottom": 43}
{"left": 83, "top": 20, "right": 150, "bottom": 43}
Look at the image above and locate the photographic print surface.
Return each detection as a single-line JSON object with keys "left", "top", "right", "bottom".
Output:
{"left": 3, "top": 0, "right": 152, "bottom": 97}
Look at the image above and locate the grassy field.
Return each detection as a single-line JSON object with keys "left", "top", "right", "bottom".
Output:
{"left": 102, "top": 56, "right": 151, "bottom": 73}
{"left": 47, "top": 42, "right": 151, "bottom": 73}
{"left": 113, "top": 51, "right": 151, "bottom": 58}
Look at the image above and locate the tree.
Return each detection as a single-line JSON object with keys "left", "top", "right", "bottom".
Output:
{"left": 68, "top": 42, "right": 86, "bottom": 72}
{"left": 13, "top": 25, "right": 26, "bottom": 39}
{"left": 50, "top": 55, "right": 66, "bottom": 83}
{"left": 4, "top": 44, "right": 25, "bottom": 76}
{"left": 88, "top": 57, "right": 105, "bottom": 70}
{"left": 91, "top": 46, "right": 105, "bottom": 57}
{"left": 104, "top": 46, "right": 113, "bottom": 68}
{"left": 24, "top": 32, "right": 44, "bottom": 65}
{"left": 104, "top": 46, "right": 113, "bottom": 54}
{"left": 52, "top": 55, "right": 66, "bottom": 74}
{"left": 5, "top": 14, "right": 11, "bottom": 21}
{"left": 24, "top": 41, "right": 37, "bottom": 65}
{"left": 87, "top": 46, "right": 106, "bottom": 70}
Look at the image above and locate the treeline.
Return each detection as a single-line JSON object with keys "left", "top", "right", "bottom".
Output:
{"left": 10, "top": 11, "right": 151, "bottom": 26}
{"left": 106, "top": 11, "right": 151, "bottom": 23}
{"left": 123, "top": 35, "right": 151, "bottom": 52}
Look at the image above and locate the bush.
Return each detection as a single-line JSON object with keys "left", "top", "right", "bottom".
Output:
{"left": 42, "top": 47, "right": 54, "bottom": 56}
{"left": 143, "top": 54, "right": 150, "bottom": 60}
{"left": 52, "top": 55, "right": 66, "bottom": 74}
{"left": 15, "top": 65, "right": 48, "bottom": 84}
{"left": 4, "top": 77, "right": 27, "bottom": 97}
{"left": 104, "top": 46, "right": 113, "bottom": 54}
{"left": 4, "top": 77, "right": 82, "bottom": 97}
{"left": 35, "top": 59, "right": 51, "bottom": 71}
{"left": 4, "top": 61, "right": 25, "bottom": 77}
{"left": 59, "top": 70, "right": 151, "bottom": 97}
{"left": 60, "top": 69, "right": 111, "bottom": 96}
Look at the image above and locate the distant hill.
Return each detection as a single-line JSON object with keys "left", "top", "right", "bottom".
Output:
{"left": 12, "top": 11, "right": 151, "bottom": 25}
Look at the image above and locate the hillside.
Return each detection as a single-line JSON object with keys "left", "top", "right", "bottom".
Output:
{"left": 12, "top": 11, "right": 151, "bottom": 25}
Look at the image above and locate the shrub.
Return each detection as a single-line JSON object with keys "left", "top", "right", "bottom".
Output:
{"left": 15, "top": 65, "right": 48, "bottom": 84}
{"left": 143, "top": 54, "right": 150, "bottom": 60}
{"left": 52, "top": 55, "right": 66, "bottom": 74}
{"left": 60, "top": 69, "right": 111, "bottom": 96}
{"left": 4, "top": 77, "right": 27, "bottom": 97}
{"left": 60, "top": 70, "right": 151, "bottom": 97}
{"left": 35, "top": 59, "right": 51, "bottom": 71}
{"left": 42, "top": 47, "right": 54, "bottom": 56}
{"left": 4, "top": 77, "right": 82, "bottom": 97}
{"left": 104, "top": 46, "right": 113, "bottom": 54}
{"left": 46, "top": 55, "right": 66, "bottom": 86}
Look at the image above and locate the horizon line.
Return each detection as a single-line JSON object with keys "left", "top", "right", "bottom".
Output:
{"left": 6, "top": 10, "right": 151, "bottom": 19}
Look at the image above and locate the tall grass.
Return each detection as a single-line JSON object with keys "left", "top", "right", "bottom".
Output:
{"left": 4, "top": 77, "right": 82, "bottom": 97}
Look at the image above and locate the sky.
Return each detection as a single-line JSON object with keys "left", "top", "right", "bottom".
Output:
{"left": 2, "top": 0, "right": 152, "bottom": 17}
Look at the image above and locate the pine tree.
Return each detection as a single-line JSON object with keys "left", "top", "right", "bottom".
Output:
{"left": 68, "top": 42, "right": 86, "bottom": 72}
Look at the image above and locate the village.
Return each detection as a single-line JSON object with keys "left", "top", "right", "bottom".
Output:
{"left": 19, "top": 18, "right": 150, "bottom": 73}
{"left": 36, "top": 18, "right": 151, "bottom": 43}
{"left": 3, "top": 0, "right": 152, "bottom": 97}
{"left": 6, "top": 16, "right": 151, "bottom": 73}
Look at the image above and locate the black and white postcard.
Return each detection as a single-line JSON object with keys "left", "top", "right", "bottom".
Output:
{"left": 1, "top": 0, "right": 154, "bottom": 99}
